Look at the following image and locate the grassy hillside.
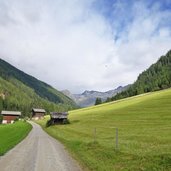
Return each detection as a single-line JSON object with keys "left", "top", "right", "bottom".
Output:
{"left": 37, "top": 88, "right": 171, "bottom": 171}
{"left": 0, "top": 121, "right": 32, "bottom": 155}
{"left": 110, "top": 50, "right": 171, "bottom": 101}
{"left": 0, "top": 58, "right": 77, "bottom": 115}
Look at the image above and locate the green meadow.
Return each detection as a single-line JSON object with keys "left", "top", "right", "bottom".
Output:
{"left": 0, "top": 121, "right": 32, "bottom": 155}
{"left": 37, "top": 89, "right": 171, "bottom": 171}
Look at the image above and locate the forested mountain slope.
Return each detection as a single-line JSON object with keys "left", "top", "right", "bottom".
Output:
{"left": 110, "top": 50, "right": 171, "bottom": 101}
{"left": 0, "top": 59, "right": 77, "bottom": 116}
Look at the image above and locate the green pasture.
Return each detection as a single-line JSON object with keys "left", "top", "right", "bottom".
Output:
{"left": 37, "top": 89, "right": 171, "bottom": 171}
{"left": 0, "top": 121, "right": 32, "bottom": 155}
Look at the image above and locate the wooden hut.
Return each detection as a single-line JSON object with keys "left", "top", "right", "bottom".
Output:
{"left": 50, "top": 112, "right": 68, "bottom": 124}
{"left": 32, "top": 108, "right": 45, "bottom": 120}
{"left": 1, "top": 111, "right": 21, "bottom": 124}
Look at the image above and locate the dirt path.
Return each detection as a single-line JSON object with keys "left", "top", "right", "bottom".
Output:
{"left": 0, "top": 121, "right": 82, "bottom": 171}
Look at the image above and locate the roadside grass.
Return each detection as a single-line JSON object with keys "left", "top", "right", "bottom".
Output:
{"left": 0, "top": 121, "right": 32, "bottom": 155}
{"left": 37, "top": 89, "right": 171, "bottom": 171}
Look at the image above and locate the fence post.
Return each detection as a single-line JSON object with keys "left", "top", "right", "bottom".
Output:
{"left": 115, "top": 128, "right": 118, "bottom": 150}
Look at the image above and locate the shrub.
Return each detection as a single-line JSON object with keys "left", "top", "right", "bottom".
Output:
{"left": 46, "top": 119, "right": 53, "bottom": 127}
{"left": 63, "top": 118, "right": 70, "bottom": 124}
{"left": 14, "top": 117, "right": 19, "bottom": 122}
{"left": 46, "top": 118, "right": 70, "bottom": 127}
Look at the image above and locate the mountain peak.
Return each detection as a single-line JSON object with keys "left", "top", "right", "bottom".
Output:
{"left": 66, "top": 86, "right": 129, "bottom": 107}
{"left": 82, "top": 90, "right": 97, "bottom": 95}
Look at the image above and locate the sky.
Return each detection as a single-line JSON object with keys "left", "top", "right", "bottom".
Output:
{"left": 0, "top": 0, "right": 171, "bottom": 93}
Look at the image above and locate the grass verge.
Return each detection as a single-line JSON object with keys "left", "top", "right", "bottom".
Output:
{"left": 0, "top": 121, "right": 32, "bottom": 155}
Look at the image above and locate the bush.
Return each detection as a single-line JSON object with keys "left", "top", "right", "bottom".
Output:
{"left": 46, "top": 118, "right": 70, "bottom": 127}
{"left": 14, "top": 117, "right": 19, "bottom": 122}
{"left": 46, "top": 119, "right": 52, "bottom": 127}
{"left": 63, "top": 118, "right": 70, "bottom": 124}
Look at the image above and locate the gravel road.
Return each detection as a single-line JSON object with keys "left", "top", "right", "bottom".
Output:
{"left": 0, "top": 121, "right": 82, "bottom": 171}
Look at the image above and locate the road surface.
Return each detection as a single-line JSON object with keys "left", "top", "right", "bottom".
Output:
{"left": 0, "top": 122, "right": 82, "bottom": 171}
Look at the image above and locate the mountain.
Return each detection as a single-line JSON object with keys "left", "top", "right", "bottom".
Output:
{"left": 62, "top": 85, "right": 129, "bottom": 107}
{"left": 110, "top": 50, "right": 171, "bottom": 101}
{"left": 61, "top": 90, "right": 77, "bottom": 102}
{"left": 0, "top": 58, "right": 77, "bottom": 116}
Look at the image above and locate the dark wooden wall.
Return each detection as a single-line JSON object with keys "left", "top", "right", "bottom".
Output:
{"left": 3, "top": 115, "right": 18, "bottom": 123}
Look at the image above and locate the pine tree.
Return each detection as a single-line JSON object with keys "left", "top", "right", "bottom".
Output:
{"left": 95, "top": 98, "right": 102, "bottom": 105}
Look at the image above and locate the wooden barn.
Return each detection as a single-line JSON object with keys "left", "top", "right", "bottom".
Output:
{"left": 1, "top": 111, "right": 21, "bottom": 124}
{"left": 50, "top": 112, "right": 68, "bottom": 124}
{"left": 32, "top": 108, "right": 45, "bottom": 120}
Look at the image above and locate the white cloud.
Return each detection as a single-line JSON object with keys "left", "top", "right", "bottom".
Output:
{"left": 0, "top": 0, "right": 170, "bottom": 93}
{"left": 111, "top": 0, "right": 171, "bottom": 85}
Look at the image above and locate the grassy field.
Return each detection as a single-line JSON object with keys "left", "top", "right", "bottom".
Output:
{"left": 37, "top": 89, "right": 171, "bottom": 171}
{"left": 0, "top": 121, "right": 32, "bottom": 155}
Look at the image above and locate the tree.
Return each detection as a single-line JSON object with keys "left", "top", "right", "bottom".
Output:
{"left": 2, "top": 99, "right": 8, "bottom": 110}
{"left": 106, "top": 97, "right": 111, "bottom": 103}
{"left": 95, "top": 98, "right": 102, "bottom": 105}
{"left": 0, "top": 97, "right": 3, "bottom": 111}
{"left": 0, "top": 115, "right": 2, "bottom": 124}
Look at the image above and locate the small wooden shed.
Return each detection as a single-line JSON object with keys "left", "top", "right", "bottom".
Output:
{"left": 50, "top": 112, "right": 68, "bottom": 124}
{"left": 1, "top": 111, "right": 21, "bottom": 124}
{"left": 32, "top": 108, "right": 45, "bottom": 120}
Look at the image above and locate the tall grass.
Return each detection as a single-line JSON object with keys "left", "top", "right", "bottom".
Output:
{"left": 37, "top": 89, "right": 171, "bottom": 171}
{"left": 0, "top": 121, "right": 32, "bottom": 155}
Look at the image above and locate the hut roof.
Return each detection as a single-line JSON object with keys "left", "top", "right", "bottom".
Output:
{"left": 50, "top": 112, "right": 68, "bottom": 119}
{"left": 32, "top": 108, "right": 46, "bottom": 113}
{"left": 1, "top": 111, "right": 21, "bottom": 116}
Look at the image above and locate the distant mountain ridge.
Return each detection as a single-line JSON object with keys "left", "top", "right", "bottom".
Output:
{"left": 110, "top": 50, "right": 171, "bottom": 101}
{"left": 0, "top": 58, "right": 77, "bottom": 116}
{"left": 62, "top": 85, "right": 129, "bottom": 107}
